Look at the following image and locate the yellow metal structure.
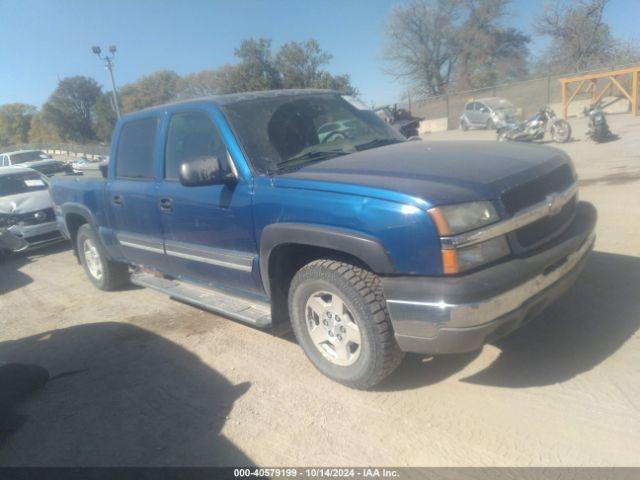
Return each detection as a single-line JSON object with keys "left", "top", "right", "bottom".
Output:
{"left": 559, "top": 65, "right": 640, "bottom": 119}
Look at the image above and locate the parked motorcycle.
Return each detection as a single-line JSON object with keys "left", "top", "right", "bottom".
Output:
{"left": 496, "top": 106, "right": 571, "bottom": 144}
{"left": 584, "top": 103, "right": 612, "bottom": 143}
{"left": 374, "top": 104, "right": 423, "bottom": 138}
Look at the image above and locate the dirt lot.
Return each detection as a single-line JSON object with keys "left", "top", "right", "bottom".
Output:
{"left": 1, "top": 114, "right": 639, "bottom": 466}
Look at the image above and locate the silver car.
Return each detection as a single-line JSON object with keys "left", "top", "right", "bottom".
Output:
{"left": 0, "top": 149, "right": 75, "bottom": 176}
{"left": 460, "top": 97, "right": 519, "bottom": 130}
{"left": 0, "top": 166, "right": 63, "bottom": 250}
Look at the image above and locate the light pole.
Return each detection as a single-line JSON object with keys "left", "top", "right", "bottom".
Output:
{"left": 92, "top": 45, "right": 121, "bottom": 118}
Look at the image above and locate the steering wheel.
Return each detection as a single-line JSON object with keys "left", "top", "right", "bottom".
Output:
{"left": 322, "top": 130, "right": 348, "bottom": 143}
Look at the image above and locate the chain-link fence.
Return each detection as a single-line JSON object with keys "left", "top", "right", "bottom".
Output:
{"left": 409, "top": 62, "right": 638, "bottom": 131}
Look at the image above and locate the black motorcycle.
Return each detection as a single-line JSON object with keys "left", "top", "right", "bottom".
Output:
{"left": 584, "top": 103, "right": 612, "bottom": 143}
{"left": 374, "top": 104, "right": 423, "bottom": 138}
{"left": 496, "top": 106, "right": 571, "bottom": 144}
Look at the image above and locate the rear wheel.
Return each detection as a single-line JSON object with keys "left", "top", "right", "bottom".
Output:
{"left": 551, "top": 120, "right": 571, "bottom": 143}
{"left": 289, "top": 259, "right": 404, "bottom": 389}
{"left": 460, "top": 119, "right": 469, "bottom": 131}
{"left": 76, "top": 224, "right": 129, "bottom": 291}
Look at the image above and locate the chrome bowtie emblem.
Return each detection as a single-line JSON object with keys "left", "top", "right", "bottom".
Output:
{"left": 34, "top": 211, "right": 46, "bottom": 221}
{"left": 546, "top": 193, "right": 563, "bottom": 215}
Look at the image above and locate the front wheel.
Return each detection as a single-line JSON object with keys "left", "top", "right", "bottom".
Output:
{"left": 76, "top": 224, "right": 129, "bottom": 291}
{"left": 551, "top": 120, "right": 571, "bottom": 143}
{"left": 288, "top": 259, "right": 404, "bottom": 389}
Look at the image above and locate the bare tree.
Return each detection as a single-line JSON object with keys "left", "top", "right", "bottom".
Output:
{"left": 456, "top": 0, "right": 530, "bottom": 90}
{"left": 536, "top": 0, "right": 616, "bottom": 72}
{"left": 384, "top": 0, "right": 463, "bottom": 97}
{"left": 384, "top": 0, "right": 530, "bottom": 96}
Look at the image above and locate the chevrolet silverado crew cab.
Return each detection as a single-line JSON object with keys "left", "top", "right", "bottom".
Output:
{"left": 49, "top": 90, "right": 596, "bottom": 389}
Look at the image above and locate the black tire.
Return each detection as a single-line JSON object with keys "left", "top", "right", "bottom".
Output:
{"left": 288, "top": 259, "right": 404, "bottom": 389}
{"left": 460, "top": 119, "right": 469, "bottom": 131}
{"left": 76, "top": 224, "right": 129, "bottom": 291}
{"left": 485, "top": 118, "right": 495, "bottom": 130}
{"left": 551, "top": 120, "right": 571, "bottom": 143}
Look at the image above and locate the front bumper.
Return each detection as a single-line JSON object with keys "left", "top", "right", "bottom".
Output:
{"left": 8, "top": 220, "right": 64, "bottom": 250}
{"left": 383, "top": 201, "right": 597, "bottom": 354}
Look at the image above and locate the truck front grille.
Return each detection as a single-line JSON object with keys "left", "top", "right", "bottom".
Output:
{"left": 501, "top": 164, "right": 574, "bottom": 214}
{"left": 514, "top": 196, "right": 577, "bottom": 249}
{"left": 502, "top": 164, "right": 576, "bottom": 253}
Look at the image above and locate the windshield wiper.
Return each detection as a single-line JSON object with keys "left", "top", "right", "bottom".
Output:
{"left": 274, "top": 149, "right": 349, "bottom": 173}
{"left": 355, "top": 138, "right": 403, "bottom": 151}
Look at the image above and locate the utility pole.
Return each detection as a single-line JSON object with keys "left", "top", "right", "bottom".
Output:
{"left": 92, "top": 45, "right": 121, "bottom": 118}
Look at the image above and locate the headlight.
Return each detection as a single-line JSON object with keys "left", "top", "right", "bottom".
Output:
{"left": 428, "top": 201, "right": 499, "bottom": 235}
{"left": 442, "top": 236, "right": 510, "bottom": 274}
{"left": 429, "top": 202, "right": 508, "bottom": 274}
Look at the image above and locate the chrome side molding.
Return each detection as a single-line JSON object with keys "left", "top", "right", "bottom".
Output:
{"left": 164, "top": 240, "right": 254, "bottom": 272}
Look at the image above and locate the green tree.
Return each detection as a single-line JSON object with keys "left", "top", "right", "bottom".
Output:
{"left": 180, "top": 66, "right": 240, "bottom": 98}
{"left": 28, "top": 111, "right": 61, "bottom": 143}
{"left": 180, "top": 38, "right": 358, "bottom": 99}
{"left": 42, "top": 76, "right": 101, "bottom": 143}
{"left": 119, "top": 70, "right": 182, "bottom": 113}
{"left": 0, "top": 103, "right": 36, "bottom": 146}
{"left": 93, "top": 92, "right": 118, "bottom": 142}
{"left": 231, "top": 38, "right": 282, "bottom": 92}
{"left": 275, "top": 40, "right": 358, "bottom": 95}
{"left": 276, "top": 40, "right": 332, "bottom": 89}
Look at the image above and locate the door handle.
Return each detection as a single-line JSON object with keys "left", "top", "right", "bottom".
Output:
{"left": 159, "top": 197, "right": 173, "bottom": 212}
{"left": 112, "top": 195, "right": 123, "bottom": 206}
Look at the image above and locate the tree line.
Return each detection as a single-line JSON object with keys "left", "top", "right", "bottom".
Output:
{"left": 384, "top": 0, "right": 638, "bottom": 97}
{"left": 0, "top": 38, "right": 357, "bottom": 146}
{"left": 1, "top": 0, "right": 638, "bottom": 147}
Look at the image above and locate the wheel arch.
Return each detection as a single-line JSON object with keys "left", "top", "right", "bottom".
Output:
{"left": 259, "top": 223, "right": 395, "bottom": 333}
{"left": 61, "top": 203, "right": 101, "bottom": 259}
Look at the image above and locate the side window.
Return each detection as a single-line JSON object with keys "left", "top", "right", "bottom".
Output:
{"left": 465, "top": 102, "right": 474, "bottom": 111}
{"left": 164, "top": 111, "right": 227, "bottom": 180}
{"left": 115, "top": 117, "right": 158, "bottom": 179}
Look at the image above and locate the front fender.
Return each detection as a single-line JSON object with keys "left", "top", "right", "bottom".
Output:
{"left": 260, "top": 223, "right": 394, "bottom": 295}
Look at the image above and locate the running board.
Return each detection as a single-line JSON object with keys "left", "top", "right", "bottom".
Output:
{"left": 131, "top": 271, "right": 272, "bottom": 327}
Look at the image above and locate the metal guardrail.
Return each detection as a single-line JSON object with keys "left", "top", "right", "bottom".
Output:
{"left": 0, "top": 143, "right": 110, "bottom": 159}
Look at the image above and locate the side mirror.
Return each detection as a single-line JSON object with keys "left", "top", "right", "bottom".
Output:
{"left": 179, "top": 155, "right": 236, "bottom": 187}
{"left": 99, "top": 162, "right": 109, "bottom": 178}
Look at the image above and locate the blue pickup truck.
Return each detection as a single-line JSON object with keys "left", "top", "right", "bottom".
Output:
{"left": 50, "top": 90, "right": 596, "bottom": 388}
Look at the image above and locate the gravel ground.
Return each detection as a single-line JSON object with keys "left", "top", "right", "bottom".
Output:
{"left": 0, "top": 113, "right": 639, "bottom": 467}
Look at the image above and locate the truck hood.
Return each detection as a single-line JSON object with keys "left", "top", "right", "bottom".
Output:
{"left": 0, "top": 189, "right": 53, "bottom": 214}
{"left": 275, "top": 140, "right": 570, "bottom": 207}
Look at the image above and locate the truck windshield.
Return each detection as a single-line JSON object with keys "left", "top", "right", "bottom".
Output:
{"left": 222, "top": 94, "right": 405, "bottom": 174}
{"left": 0, "top": 171, "right": 49, "bottom": 196}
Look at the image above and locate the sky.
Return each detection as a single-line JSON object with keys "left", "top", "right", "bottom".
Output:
{"left": 1, "top": 0, "right": 638, "bottom": 109}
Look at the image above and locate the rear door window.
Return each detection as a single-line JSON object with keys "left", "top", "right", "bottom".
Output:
{"left": 115, "top": 117, "right": 158, "bottom": 179}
